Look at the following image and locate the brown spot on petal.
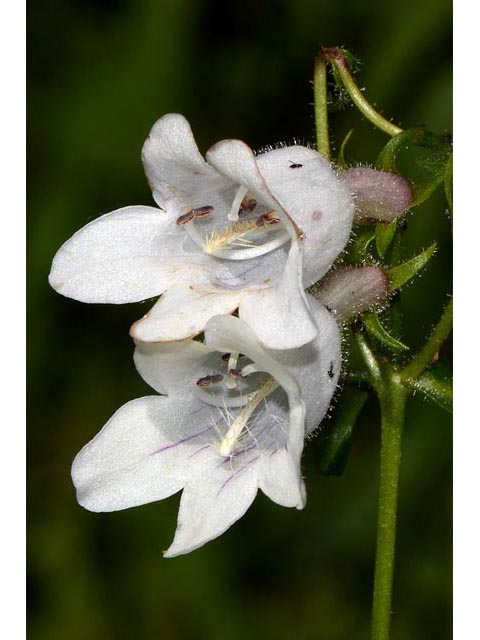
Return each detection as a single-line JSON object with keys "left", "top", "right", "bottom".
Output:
{"left": 312, "top": 210, "right": 323, "bottom": 222}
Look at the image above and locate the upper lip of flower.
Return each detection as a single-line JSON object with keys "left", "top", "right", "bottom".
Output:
{"left": 48, "top": 113, "right": 355, "bottom": 348}
{"left": 70, "top": 297, "right": 342, "bottom": 557}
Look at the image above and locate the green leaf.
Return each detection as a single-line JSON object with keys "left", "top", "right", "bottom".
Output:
{"left": 317, "top": 387, "right": 369, "bottom": 476}
{"left": 387, "top": 242, "right": 436, "bottom": 292}
{"left": 375, "top": 220, "right": 398, "bottom": 258}
{"left": 363, "top": 311, "right": 409, "bottom": 352}
{"left": 337, "top": 128, "right": 354, "bottom": 169}
{"left": 407, "top": 363, "right": 452, "bottom": 413}
{"left": 376, "top": 127, "right": 452, "bottom": 207}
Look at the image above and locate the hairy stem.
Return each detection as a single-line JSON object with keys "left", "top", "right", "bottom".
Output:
{"left": 356, "top": 332, "right": 382, "bottom": 384}
{"left": 322, "top": 47, "right": 403, "bottom": 137}
{"left": 401, "top": 297, "right": 453, "bottom": 381}
{"left": 313, "top": 55, "right": 330, "bottom": 160}
{"left": 371, "top": 372, "right": 408, "bottom": 640}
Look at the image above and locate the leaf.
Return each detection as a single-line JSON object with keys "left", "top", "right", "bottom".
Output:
{"left": 363, "top": 311, "right": 409, "bottom": 352}
{"left": 337, "top": 128, "right": 354, "bottom": 169}
{"left": 376, "top": 127, "right": 452, "bottom": 207}
{"left": 407, "top": 363, "right": 452, "bottom": 413}
{"left": 375, "top": 220, "right": 398, "bottom": 258}
{"left": 317, "top": 387, "right": 369, "bottom": 476}
{"left": 387, "top": 242, "right": 436, "bottom": 292}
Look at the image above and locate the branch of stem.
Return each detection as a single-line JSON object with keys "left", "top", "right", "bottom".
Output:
{"left": 322, "top": 48, "right": 403, "bottom": 137}
{"left": 401, "top": 297, "right": 453, "bottom": 381}
{"left": 313, "top": 55, "right": 330, "bottom": 160}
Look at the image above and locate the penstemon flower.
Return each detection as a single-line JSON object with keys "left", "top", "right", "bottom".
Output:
{"left": 49, "top": 114, "right": 354, "bottom": 349}
{"left": 71, "top": 297, "right": 341, "bottom": 557}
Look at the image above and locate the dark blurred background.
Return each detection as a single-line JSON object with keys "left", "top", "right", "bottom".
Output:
{"left": 28, "top": 0, "right": 452, "bottom": 638}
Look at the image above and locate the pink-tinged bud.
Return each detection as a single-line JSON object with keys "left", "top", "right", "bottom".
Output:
{"left": 313, "top": 266, "right": 389, "bottom": 321}
{"left": 339, "top": 167, "right": 413, "bottom": 223}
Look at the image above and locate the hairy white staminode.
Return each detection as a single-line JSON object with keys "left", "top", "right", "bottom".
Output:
{"left": 215, "top": 377, "right": 278, "bottom": 457}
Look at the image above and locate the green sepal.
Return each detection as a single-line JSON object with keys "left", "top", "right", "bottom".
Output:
{"left": 376, "top": 127, "right": 452, "bottom": 207}
{"left": 406, "top": 363, "right": 452, "bottom": 414}
{"left": 337, "top": 128, "right": 354, "bottom": 169}
{"left": 363, "top": 311, "right": 409, "bottom": 352}
{"left": 388, "top": 242, "right": 436, "bottom": 292}
{"left": 317, "top": 387, "right": 369, "bottom": 476}
{"left": 349, "top": 228, "right": 376, "bottom": 264}
{"left": 375, "top": 220, "right": 398, "bottom": 258}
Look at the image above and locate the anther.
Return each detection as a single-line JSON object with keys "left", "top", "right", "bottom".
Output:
{"left": 176, "top": 210, "right": 196, "bottom": 225}
{"left": 228, "top": 368, "right": 247, "bottom": 380}
{"left": 238, "top": 197, "right": 257, "bottom": 218}
{"left": 176, "top": 205, "right": 214, "bottom": 225}
{"left": 256, "top": 211, "right": 280, "bottom": 226}
{"left": 196, "top": 373, "right": 224, "bottom": 387}
{"left": 191, "top": 205, "right": 214, "bottom": 218}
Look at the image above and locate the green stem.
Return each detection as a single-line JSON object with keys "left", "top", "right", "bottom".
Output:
{"left": 355, "top": 332, "right": 382, "bottom": 384}
{"left": 371, "top": 372, "right": 408, "bottom": 640}
{"left": 401, "top": 298, "right": 453, "bottom": 381}
{"left": 322, "top": 48, "right": 403, "bottom": 137}
{"left": 313, "top": 55, "right": 331, "bottom": 160}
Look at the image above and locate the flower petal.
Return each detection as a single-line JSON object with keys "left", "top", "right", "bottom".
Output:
{"left": 130, "top": 283, "right": 249, "bottom": 342}
{"left": 205, "top": 139, "right": 299, "bottom": 239}
{"left": 134, "top": 339, "right": 212, "bottom": 395}
{"left": 164, "top": 448, "right": 260, "bottom": 557}
{"left": 276, "top": 296, "right": 342, "bottom": 434}
{"left": 71, "top": 396, "right": 207, "bottom": 512}
{"left": 142, "top": 113, "right": 226, "bottom": 208}
{"left": 239, "top": 242, "right": 318, "bottom": 350}
{"left": 259, "top": 447, "right": 306, "bottom": 508}
{"left": 255, "top": 146, "right": 355, "bottom": 286}
{"left": 49, "top": 206, "right": 213, "bottom": 303}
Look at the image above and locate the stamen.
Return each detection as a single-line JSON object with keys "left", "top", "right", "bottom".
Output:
{"left": 228, "top": 186, "right": 248, "bottom": 222}
{"left": 196, "top": 374, "right": 224, "bottom": 387}
{"left": 256, "top": 211, "right": 280, "bottom": 226}
{"left": 239, "top": 197, "right": 257, "bottom": 218}
{"left": 240, "top": 363, "right": 264, "bottom": 377}
{"left": 216, "top": 377, "right": 278, "bottom": 457}
{"left": 194, "top": 385, "right": 250, "bottom": 409}
{"left": 176, "top": 205, "right": 214, "bottom": 225}
{"left": 226, "top": 351, "right": 240, "bottom": 389}
{"left": 192, "top": 205, "right": 215, "bottom": 218}
{"left": 176, "top": 210, "right": 196, "bottom": 225}
{"left": 183, "top": 219, "right": 207, "bottom": 250}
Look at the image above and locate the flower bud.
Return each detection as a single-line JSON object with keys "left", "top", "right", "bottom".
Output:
{"left": 339, "top": 167, "right": 412, "bottom": 223}
{"left": 313, "top": 266, "right": 389, "bottom": 321}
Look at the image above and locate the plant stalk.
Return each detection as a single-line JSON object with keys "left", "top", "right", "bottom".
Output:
{"left": 313, "top": 55, "right": 331, "bottom": 160}
{"left": 371, "top": 372, "right": 408, "bottom": 640}
{"left": 401, "top": 298, "right": 453, "bottom": 381}
{"left": 322, "top": 47, "right": 403, "bottom": 137}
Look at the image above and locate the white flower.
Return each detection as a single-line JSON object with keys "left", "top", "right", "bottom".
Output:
{"left": 312, "top": 266, "right": 390, "bottom": 321}
{"left": 71, "top": 297, "right": 341, "bottom": 557}
{"left": 49, "top": 114, "right": 354, "bottom": 349}
{"left": 339, "top": 167, "right": 412, "bottom": 223}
